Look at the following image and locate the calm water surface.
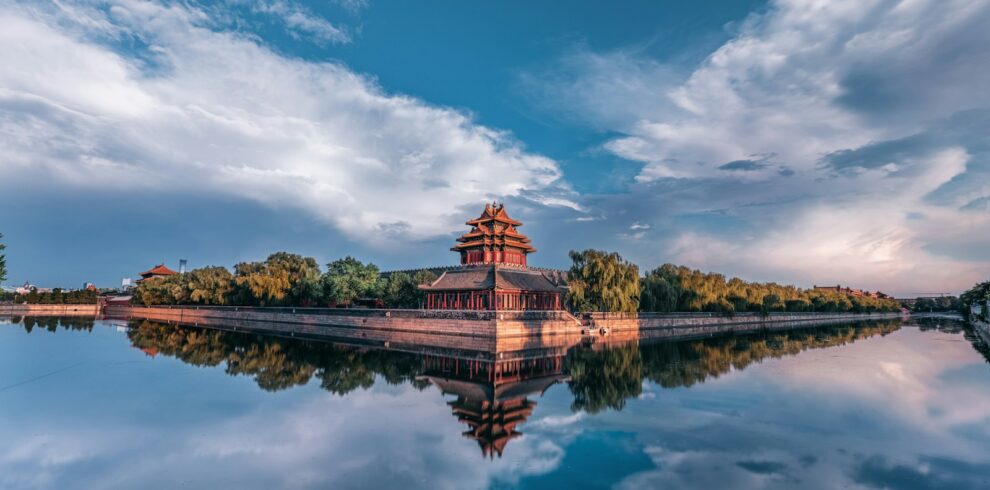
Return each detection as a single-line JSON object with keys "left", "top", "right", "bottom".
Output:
{"left": 1, "top": 317, "right": 989, "bottom": 489}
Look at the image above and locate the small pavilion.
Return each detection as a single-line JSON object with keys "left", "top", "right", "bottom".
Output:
{"left": 137, "top": 264, "right": 178, "bottom": 283}
{"left": 421, "top": 202, "right": 566, "bottom": 311}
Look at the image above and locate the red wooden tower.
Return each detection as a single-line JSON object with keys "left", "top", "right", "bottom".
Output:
{"left": 421, "top": 202, "right": 566, "bottom": 311}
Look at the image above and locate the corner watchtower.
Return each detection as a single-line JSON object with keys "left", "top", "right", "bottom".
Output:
{"left": 452, "top": 202, "right": 535, "bottom": 267}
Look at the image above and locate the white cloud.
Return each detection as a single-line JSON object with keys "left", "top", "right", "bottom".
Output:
{"left": 0, "top": 0, "right": 572, "bottom": 245}
{"left": 524, "top": 0, "right": 990, "bottom": 293}
{"left": 0, "top": 381, "right": 566, "bottom": 489}
{"left": 252, "top": 1, "right": 351, "bottom": 45}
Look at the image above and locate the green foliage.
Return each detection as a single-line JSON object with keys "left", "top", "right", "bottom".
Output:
{"left": 321, "top": 256, "right": 381, "bottom": 306}
{"left": 184, "top": 266, "right": 235, "bottom": 305}
{"left": 638, "top": 263, "right": 901, "bottom": 314}
{"left": 378, "top": 269, "right": 437, "bottom": 309}
{"left": 0, "top": 232, "right": 6, "bottom": 285}
{"left": 134, "top": 274, "right": 185, "bottom": 306}
{"left": 14, "top": 287, "right": 98, "bottom": 304}
{"left": 961, "top": 280, "right": 990, "bottom": 321}
{"left": 566, "top": 249, "right": 640, "bottom": 313}
{"left": 910, "top": 296, "right": 962, "bottom": 313}
{"left": 129, "top": 253, "right": 427, "bottom": 309}
{"left": 232, "top": 252, "right": 322, "bottom": 306}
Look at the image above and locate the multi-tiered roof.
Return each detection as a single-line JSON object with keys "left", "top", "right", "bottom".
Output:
{"left": 452, "top": 202, "right": 535, "bottom": 267}
{"left": 421, "top": 202, "right": 567, "bottom": 311}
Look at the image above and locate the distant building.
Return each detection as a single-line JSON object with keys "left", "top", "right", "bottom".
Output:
{"left": 14, "top": 282, "right": 52, "bottom": 295}
{"left": 137, "top": 264, "right": 179, "bottom": 283}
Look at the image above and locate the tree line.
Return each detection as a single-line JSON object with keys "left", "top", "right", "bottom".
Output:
{"left": 13, "top": 288, "right": 98, "bottom": 305}
{"left": 961, "top": 279, "right": 990, "bottom": 322}
{"left": 566, "top": 249, "right": 903, "bottom": 314}
{"left": 134, "top": 252, "right": 437, "bottom": 308}
{"left": 910, "top": 296, "right": 963, "bottom": 313}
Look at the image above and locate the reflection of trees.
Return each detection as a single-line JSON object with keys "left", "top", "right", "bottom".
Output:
{"left": 568, "top": 321, "right": 901, "bottom": 414}
{"left": 126, "top": 320, "right": 426, "bottom": 393}
{"left": 20, "top": 316, "right": 95, "bottom": 334}
{"left": 643, "top": 321, "right": 900, "bottom": 389}
{"left": 567, "top": 344, "right": 642, "bottom": 414}
{"left": 962, "top": 323, "right": 990, "bottom": 365}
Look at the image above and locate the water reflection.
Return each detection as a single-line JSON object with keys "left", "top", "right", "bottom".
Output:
{"left": 421, "top": 354, "right": 565, "bottom": 458}
{"left": 15, "top": 315, "right": 96, "bottom": 333}
{"left": 4, "top": 315, "right": 990, "bottom": 489}
{"left": 127, "top": 319, "right": 428, "bottom": 393}
{"left": 113, "top": 318, "right": 907, "bottom": 458}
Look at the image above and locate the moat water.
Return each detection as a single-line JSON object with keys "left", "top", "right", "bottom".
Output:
{"left": 1, "top": 316, "right": 989, "bottom": 489}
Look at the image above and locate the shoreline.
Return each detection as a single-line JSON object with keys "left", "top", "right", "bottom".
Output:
{"left": 2, "top": 304, "right": 908, "bottom": 357}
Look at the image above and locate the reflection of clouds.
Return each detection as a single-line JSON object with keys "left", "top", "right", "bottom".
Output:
{"left": 0, "top": 381, "right": 564, "bottom": 489}
{"left": 529, "top": 412, "right": 584, "bottom": 429}
{"left": 613, "top": 327, "right": 990, "bottom": 489}
{"left": 775, "top": 328, "right": 990, "bottom": 432}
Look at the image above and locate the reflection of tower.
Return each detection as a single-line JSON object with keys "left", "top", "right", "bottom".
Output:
{"left": 450, "top": 395, "right": 536, "bottom": 458}
{"left": 420, "top": 353, "right": 567, "bottom": 459}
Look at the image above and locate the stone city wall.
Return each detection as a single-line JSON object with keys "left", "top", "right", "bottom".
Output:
{"left": 0, "top": 304, "right": 100, "bottom": 316}
{"left": 101, "top": 305, "right": 905, "bottom": 352}
{"left": 104, "top": 305, "right": 585, "bottom": 356}
{"left": 584, "top": 311, "right": 905, "bottom": 342}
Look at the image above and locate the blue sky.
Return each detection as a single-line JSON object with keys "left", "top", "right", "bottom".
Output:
{"left": 1, "top": 0, "right": 988, "bottom": 296}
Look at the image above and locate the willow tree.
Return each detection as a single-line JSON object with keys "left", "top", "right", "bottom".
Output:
{"left": 184, "top": 266, "right": 234, "bottom": 305}
{"left": 640, "top": 264, "right": 683, "bottom": 312}
{"left": 566, "top": 249, "right": 640, "bottom": 313}
{"left": 233, "top": 252, "right": 322, "bottom": 306}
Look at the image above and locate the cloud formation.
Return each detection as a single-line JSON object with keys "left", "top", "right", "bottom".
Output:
{"left": 526, "top": 0, "right": 990, "bottom": 294}
{"left": 0, "top": 0, "right": 571, "bottom": 244}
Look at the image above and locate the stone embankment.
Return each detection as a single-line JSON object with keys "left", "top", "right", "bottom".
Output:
{"left": 3, "top": 303, "right": 905, "bottom": 356}
{"left": 582, "top": 311, "right": 905, "bottom": 343}
{"left": 97, "top": 305, "right": 907, "bottom": 353}
{"left": 0, "top": 304, "right": 100, "bottom": 316}
{"left": 104, "top": 305, "right": 584, "bottom": 356}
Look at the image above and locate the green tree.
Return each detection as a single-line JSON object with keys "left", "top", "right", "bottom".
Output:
{"left": 134, "top": 275, "right": 185, "bottom": 305}
{"left": 185, "top": 266, "right": 234, "bottom": 305}
{"left": 232, "top": 252, "right": 321, "bottom": 306}
{"left": 761, "top": 293, "right": 783, "bottom": 314}
{"left": 0, "top": 233, "right": 6, "bottom": 285}
{"left": 566, "top": 249, "right": 640, "bottom": 313}
{"left": 322, "top": 256, "right": 381, "bottom": 306}
{"left": 380, "top": 269, "right": 439, "bottom": 308}
{"left": 640, "top": 265, "right": 681, "bottom": 312}
{"left": 961, "top": 280, "right": 990, "bottom": 321}
{"left": 636, "top": 263, "right": 900, "bottom": 314}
